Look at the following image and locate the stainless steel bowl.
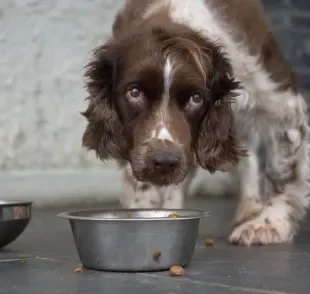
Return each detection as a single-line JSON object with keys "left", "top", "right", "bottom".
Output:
{"left": 0, "top": 200, "right": 32, "bottom": 249}
{"left": 58, "top": 209, "right": 208, "bottom": 272}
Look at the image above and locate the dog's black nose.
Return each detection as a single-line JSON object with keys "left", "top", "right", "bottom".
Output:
{"left": 152, "top": 149, "right": 181, "bottom": 173}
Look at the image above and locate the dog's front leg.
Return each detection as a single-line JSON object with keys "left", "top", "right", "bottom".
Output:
{"left": 230, "top": 93, "right": 310, "bottom": 246}
{"left": 160, "top": 185, "right": 184, "bottom": 209}
{"left": 120, "top": 164, "right": 162, "bottom": 209}
{"left": 119, "top": 164, "right": 196, "bottom": 209}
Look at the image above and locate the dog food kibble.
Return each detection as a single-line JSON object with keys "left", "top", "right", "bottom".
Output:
{"left": 169, "top": 266, "right": 184, "bottom": 276}
{"left": 153, "top": 248, "right": 161, "bottom": 261}
{"left": 167, "top": 213, "right": 180, "bottom": 219}
{"left": 74, "top": 267, "right": 84, "bottom": 273}
{"left": 204, "top": 238, "right": 214, "bottom": 246}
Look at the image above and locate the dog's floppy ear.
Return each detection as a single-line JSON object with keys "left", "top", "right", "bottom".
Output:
{"left": 195, "top": 46, "right": 246, "bottom": 173}
{"left": 81, "top": 42, "right": 128, "bottom": 161}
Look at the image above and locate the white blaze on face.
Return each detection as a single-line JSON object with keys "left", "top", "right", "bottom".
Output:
{"left": 151, "top": 57, "right": 175, "bottom": 142}
{"left": 151, "top": 125, "right": 174, "bottom": 142}
{"left": 157, "top": 127, "right": 174, "bottom": 141}
{"left": 164, "top": 57, "right": 173, "bottom": 94}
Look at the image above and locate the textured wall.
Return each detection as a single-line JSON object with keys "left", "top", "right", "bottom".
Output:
{"left": 0, "top": 0, "right": 309, "bottom": 171}
{"left": 0, "top": 0, "right": 123, "bottom": 170}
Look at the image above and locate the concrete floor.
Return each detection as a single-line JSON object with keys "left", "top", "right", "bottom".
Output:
{"left": 1, "top": 199, "right": 310, "bottom": 294}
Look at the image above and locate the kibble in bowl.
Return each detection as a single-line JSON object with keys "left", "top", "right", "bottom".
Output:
{"left": 167, "top": 213, "right": 180, "bottom": 219}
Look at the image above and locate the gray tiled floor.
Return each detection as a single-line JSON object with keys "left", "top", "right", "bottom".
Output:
{"left": 1, "top": 199, "right": 310, "bottom": 294}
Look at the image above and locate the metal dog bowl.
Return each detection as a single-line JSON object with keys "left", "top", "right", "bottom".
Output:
{"left": 58, "top": 209, "right": 208, "bottom": 272}
{"left": 0, "top": 201, "right": 32, "bottom": 249}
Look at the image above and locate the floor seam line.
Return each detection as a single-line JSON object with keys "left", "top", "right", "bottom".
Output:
{"left": 137, "top": 273, "right": 292, "bottom": 294}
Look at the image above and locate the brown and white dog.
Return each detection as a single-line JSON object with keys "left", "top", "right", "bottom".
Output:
{"left": 81, "top": 0, "right": 310, "bottom": 246}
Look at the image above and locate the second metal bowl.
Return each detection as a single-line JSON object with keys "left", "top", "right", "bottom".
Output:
{"left": 59, "top": 209, "right": 208, "bottom": 272}
{"left": 0, "top": 200, "right": 32, "bottom": 249}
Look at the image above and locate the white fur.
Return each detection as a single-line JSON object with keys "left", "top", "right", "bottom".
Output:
{"left": 151, "top": 126, "right": 174, "bottom": 141}
{"left": 160, "top": 58, "right": 173, "bottom": 117}
{"left": 234, "top": 149, "right": 263, "bottom": 225}
{"left": 149, "top": 58, "right": 175, "bottom": 142}
{"left": 157, "top": 127, "right": 174, "bottom": 141}
{"left": 164, "top": 57, "right": 173, "bottom": 92}
{"left": 121, "top": 164, "right": 193, "bottom": 210}
{"left": 237, "top": 151, "right": 260, "bottom": 200}
{"left": 121, "top": 164, "right": 161, "bottom": 208}
{"left": 121, "top": 165, "right": 184, "bottom": 209}
{"left": 161, "top": 185, "right": 184, "bottom": 209}
{"left": 122, "top": 185, "right": 161, "bottom": 209}
{"left": 286, "top": 129, "right": 301, "bottom": 147}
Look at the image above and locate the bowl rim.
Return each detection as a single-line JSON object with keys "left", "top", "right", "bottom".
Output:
{"left": 57, "top": 208, "right": 209, "bottom": 221}
{"left": 0, "top": 200, "right": 33, "bottom": 207}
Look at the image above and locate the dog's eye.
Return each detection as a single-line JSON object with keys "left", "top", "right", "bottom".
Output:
{"left": 187, "top": 93, "right": 203, "bottom": 108}
{"left": 126, "top": 87, "right": 143, "bottom": 100}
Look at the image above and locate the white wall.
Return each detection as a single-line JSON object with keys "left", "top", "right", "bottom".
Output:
{"left": 0, "top": 0, "right": 127, "bottom": 205}
{"left": 0, "top": 0, "right": 231, "bottom": 206}
{"left": 0, "top": 0, "right": 125, "bottom": 170}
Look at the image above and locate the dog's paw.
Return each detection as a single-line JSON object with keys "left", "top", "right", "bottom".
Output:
{"left": 229, "top": 209, "right": 294, "bottom": 246}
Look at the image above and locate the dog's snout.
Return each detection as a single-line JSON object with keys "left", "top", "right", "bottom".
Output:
{"left": 151, "top": 149, "right": 180, "bottom": 173}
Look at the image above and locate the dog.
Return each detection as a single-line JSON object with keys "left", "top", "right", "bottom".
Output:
{"left": 81, "top": 0, "right": 310, "bottom": 246}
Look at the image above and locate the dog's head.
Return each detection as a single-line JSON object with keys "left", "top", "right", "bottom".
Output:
{"left": 82, "top": 23, "right": 244, "bottom": 186}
